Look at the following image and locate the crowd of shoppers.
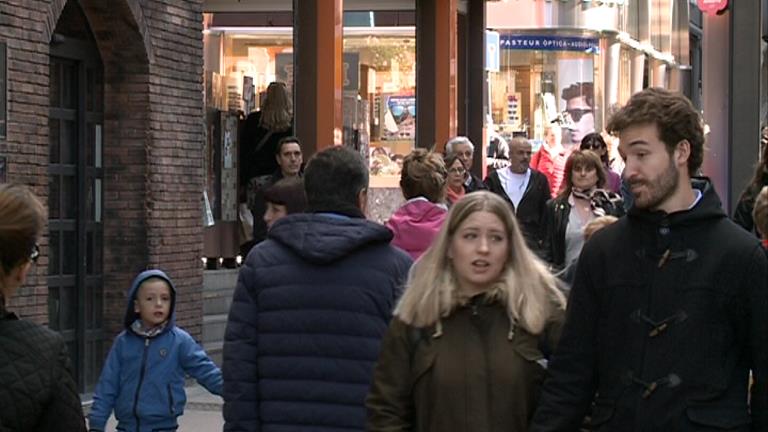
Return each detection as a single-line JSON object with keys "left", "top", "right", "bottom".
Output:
{"left": 3, "top": 87, "right": 767, "bottom": 432}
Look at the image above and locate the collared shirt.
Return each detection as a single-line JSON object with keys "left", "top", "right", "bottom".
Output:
{"left": 498, "top": 168, "right": 530, "bottom": 209}
{"left": 688, "top": 189, "right": 703, "bottom": 210}
{"left": 406, "top": 196, "right": 448, "bottom": 211}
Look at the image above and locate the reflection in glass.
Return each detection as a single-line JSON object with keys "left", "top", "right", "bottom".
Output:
{"left": 50, "top": 62, "right": 61, "bottom": 107}
{"left": 48, "top": 286, "right": 60, "bottom": 330}
{"left": 49, "top": 119, "right": 60, "bottom": 163}
{"left": 61, "top": 120, "right": 77, "bottom": 165}
{"left": 48, "top": 231, "right": 59, "bottom": 276}
{"left": 49, "top": 176, "right": 60, "bottom": 219}
{"left": 62, "top": 175, "right": 77, "bottom": 219}
{"left": 62, "top": 231, "right": 77, "bottom": 275}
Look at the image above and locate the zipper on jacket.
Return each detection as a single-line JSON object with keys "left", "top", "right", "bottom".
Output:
{"left": 168, "top": 383, "right": 175, "bottom": 415}
{"left": 133, "top": 337, "right": 151, "bottom": 430}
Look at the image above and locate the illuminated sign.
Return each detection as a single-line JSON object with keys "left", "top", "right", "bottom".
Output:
{"left": 697, "top": 0, "right": 728, "bottom": 16}
{"left": 500, "top": 35, "right": 600, "bottom": 53}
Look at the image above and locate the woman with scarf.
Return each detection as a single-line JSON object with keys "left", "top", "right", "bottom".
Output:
{"left": 542, "top": 150, "right": 624, "bottom": 274}
{"left": 444, "top": 153, "right": 467, "bottom": 206}
{"left": 579, "top": 132, "right": 621, "bottom": 193}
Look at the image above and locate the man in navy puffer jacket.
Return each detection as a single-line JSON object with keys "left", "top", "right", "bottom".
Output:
{"left": 223, "top": 146, "right": 413, "bottom": 432}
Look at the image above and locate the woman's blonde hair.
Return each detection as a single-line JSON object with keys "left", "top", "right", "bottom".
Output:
{"left": 395, "top": 191, "right": 565, "bottom": 334}
{"left": 259, "top": 82, "right": 292, "bottom": 132}
{"left": 400, "top": 149, "right": 447, "bottom": 203}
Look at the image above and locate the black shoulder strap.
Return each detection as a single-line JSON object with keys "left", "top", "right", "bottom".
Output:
{"left": 252, "top": 130, "right": 274, "bottom": 155}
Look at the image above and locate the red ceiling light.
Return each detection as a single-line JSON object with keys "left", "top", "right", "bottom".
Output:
{"left": 697, "top": 0, "right": 728, "bottom": 16}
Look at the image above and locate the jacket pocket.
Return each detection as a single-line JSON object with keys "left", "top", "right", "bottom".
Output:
{"left": 685, "top": 405, "right": 750, "bottom": 431}
{"left": 588, "top": 402, "right": 615, "bottom": 430}
{"left": 409, "top": 346, "right": 436, "bottom": 388}
{"left": 167, "top": 383, "right": 175, "bottom": 415}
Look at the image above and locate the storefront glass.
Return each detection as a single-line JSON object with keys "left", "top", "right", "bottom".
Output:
{"left": 203, "top": 13, "right": 416, "bottom": 182}
{"left": 343, "top": 29, "right": 416, "bottom": 179}
{"left": 490, "top": 34, "right": 598, "bottom": 151}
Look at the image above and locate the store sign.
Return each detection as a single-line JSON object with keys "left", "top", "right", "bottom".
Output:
{"left": 697, "top": 0, "right": 727, "bottom": 16}
{"left": 500, "top": 35, "right": 599, "bottom": 53}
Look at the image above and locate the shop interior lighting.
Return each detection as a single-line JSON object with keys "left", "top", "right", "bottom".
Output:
{"left": 203, "top": 26, "right": 415, "bottom": 37}
{"left": 616, "top": 31, "right": 676, "bottom": 65}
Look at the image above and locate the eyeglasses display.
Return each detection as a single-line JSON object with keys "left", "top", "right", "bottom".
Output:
{"left": 564, "top": 108, "right": 593, "bottom": 123}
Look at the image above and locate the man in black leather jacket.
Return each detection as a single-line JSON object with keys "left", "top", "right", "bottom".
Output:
{"left": 530, "top": 88, "right": 768, "bottom": 431}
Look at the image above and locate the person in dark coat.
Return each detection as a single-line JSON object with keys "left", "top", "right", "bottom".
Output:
{"left": 733, "top": 125, "right": 768, "bottom": 236}
{"left": 223, "top": 146, "right": 413, "bottom": 432}
{"left": 239, "top": 81, "right": 294, "bottom": 190}
{"left": 445, "top": 136, "right": 487, "bottom": 193}
{"left": 247, "top": 136, "right": 303, "bottom": 247}
{"left": 367, "top": 191, "right": 565, "bottom": 432}
{"left": 530, "top": 88, "right": 768, "bottom": 431}
{"left": 0, "top": 184, "right": 86, "bottom": 432}
{"left": 541, "top": 150, "right": 624, "bottom": 273}
{"left": 485, "top": 137, "right": 551, "bottom": 256}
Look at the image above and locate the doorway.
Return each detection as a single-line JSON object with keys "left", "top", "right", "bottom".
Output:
{"left": 48, "top": 1, "right": 105, "bottom": 393}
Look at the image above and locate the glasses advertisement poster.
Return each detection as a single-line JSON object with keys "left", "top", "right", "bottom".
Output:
{"left": 382, "top": 95, "right": 416, "bottom": 141}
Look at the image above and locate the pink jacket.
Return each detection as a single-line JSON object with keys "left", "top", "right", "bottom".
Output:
{"left": 531, "top": 145, "right": 568, "bottom": 198}
{"left": 386, "top": 199, "right": 448, "bottom": 260}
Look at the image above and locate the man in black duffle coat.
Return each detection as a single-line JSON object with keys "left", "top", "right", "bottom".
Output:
{"left": 530, "top": 88, "right": 768, "bottom": 432}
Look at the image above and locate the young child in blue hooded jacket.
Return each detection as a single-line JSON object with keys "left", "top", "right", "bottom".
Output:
{"left": 88, "top": 269, "right": 222, "bottom": 432}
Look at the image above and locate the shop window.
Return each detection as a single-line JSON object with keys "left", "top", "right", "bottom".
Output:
{"left": 343, "top": 29, "right": 416, "bottom": 181}
{"left": 203, "top": 12, "right": 416, "bottom": 183}
{"left": 491, "top": 35, "right": 597, "bottom": 151}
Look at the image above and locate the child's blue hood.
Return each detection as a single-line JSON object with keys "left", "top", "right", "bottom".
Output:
{"left": 123, "top": 269, "right": 177, "bottom": 329}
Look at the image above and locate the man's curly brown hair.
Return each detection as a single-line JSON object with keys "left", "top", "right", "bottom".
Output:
{"left": 607, "top": 87, "right": 704, "bottom": 176}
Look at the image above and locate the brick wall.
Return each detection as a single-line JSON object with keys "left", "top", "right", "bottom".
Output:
{"left": 0, "top": 0, "right": 205, "bottom": 342}
{"left": 143, "top": 0, "right": 205, "bottom": 338}
{"left": 0, "top": 0, "right": 56, "bottom": 321}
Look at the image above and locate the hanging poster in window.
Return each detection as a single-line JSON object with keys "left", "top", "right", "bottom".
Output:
{"left": 381, "top": 95, "right": 416, "bottom": 141}
{"left": 556, "top": 59, "right": 595, "bottom": 148}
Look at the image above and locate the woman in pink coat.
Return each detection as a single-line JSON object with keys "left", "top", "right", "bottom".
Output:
{"left": 386, "top": 149, "right": 449, "bottom": 260}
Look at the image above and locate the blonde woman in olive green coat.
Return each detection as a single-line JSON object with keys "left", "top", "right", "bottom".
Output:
{"left": 367, "top": 191, "right": 566, "bottom": 432}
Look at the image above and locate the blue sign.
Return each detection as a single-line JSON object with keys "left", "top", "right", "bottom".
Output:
{"left": 485, "top": 30, "right": 500, "bottom": 72}
{"left": 500, "top": 35, "right": 600, "bottom": 53}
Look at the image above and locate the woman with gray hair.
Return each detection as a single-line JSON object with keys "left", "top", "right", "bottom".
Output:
{"left": 445, "top": 136, "right": 487, "bottom": 193}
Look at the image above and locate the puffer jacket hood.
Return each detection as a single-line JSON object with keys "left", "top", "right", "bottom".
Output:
{"left": 267, "top": 213, "right": 395, "bottom": 264}
{"left": 123, "top": 269, "right": 176, "bottom": 330}
{"left": 386, "top": 200, "right": 447, "bottom": 259}
{"left": 627, "top": 177, "right": 726, "bottom": 227}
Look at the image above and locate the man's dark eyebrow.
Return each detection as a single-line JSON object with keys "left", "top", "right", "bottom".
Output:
{"left": 626, "top": 139, "right": 649, "bottom": 147}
